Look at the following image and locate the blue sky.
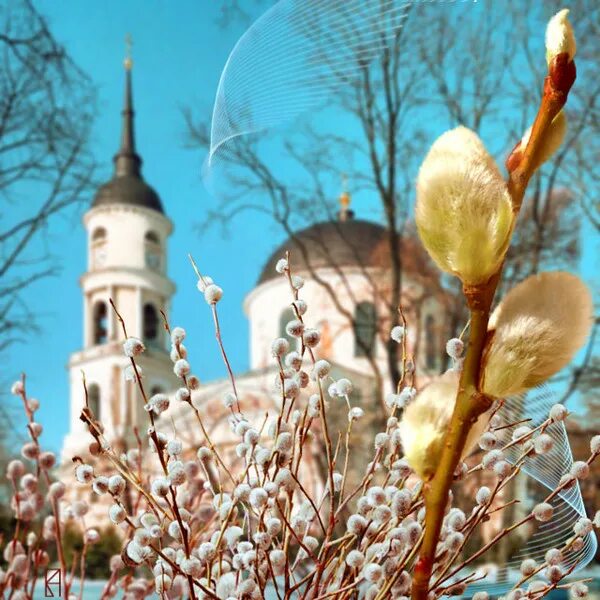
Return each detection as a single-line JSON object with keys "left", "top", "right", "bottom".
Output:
{"left": 3, "top": 1, "right": 597, "bottom": 452}
{"left": 4, "top": 1, "right": 282, "bottom": 451}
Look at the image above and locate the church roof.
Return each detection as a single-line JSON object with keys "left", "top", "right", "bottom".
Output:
{"left": 258, "top": 218, "right": 388, "bottom": 284}
{"left": 258, "top": 215, "right": 439, "bottom": 286}
{"left": 92, "top": 60, "right": 164, "bottom": 214}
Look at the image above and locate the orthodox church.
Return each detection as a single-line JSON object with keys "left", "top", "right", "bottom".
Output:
{"left": 60, "top": 60, "right": 445, "bottom": 490}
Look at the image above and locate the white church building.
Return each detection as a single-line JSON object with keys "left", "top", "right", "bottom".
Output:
{"left": 60, "top": 61, "right": 446, "bottom": 484}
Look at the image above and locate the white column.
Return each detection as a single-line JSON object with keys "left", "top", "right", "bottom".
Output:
{"left": 83, "top": 292, "right": 90, "bottom": 347}
{"left": 136, "top": 286, "right": 143, "bottom": 339}
{"left": 108, "top": 285, "right": 115, "bottom": 341}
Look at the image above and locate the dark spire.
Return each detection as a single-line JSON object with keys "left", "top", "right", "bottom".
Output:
{"left": 91, "top": 36, "right": 164, "bottom": 214}
{"left": 114, "top": 35, "right": 142, "bottom": 177}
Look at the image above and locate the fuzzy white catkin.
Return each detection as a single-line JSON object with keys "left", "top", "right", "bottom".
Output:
{"left": 270, "top": 549, "right": 286, "bottom": 567}
{"left": 533, "top": 502, "right": 554, "bottom": 522}
{"left": 347, "top": 514, "right": 367, "bottom": 535}
{"left": 446, "top": 338, "right": 464, "bottom": 358}
{"left": 75, "top": 464, "right": 94, "bottom": 483}
{"left": 109, "top": 504, "right": 126, "bottom": 524}
{"left": 391, "top": 326, "right": 405, "bottom": 342}
{"left": 123, "top": 337, "right": 145, "bottom": 357}
{"left": 570, "top": 583, "right": 589, "bottom": 599}
{"left": 571, "top": 461, "right": 590, "bottom": 480}
{"left": 108, "top": 475, "right": 126, "bottom": 495}
{"left": 173, "top": 359, "right": 190, "bottom": 378}
{"left": 363, "top": 563, "right": 383, "bottom": 583}
{"left": 481, "top": 272, "right": 593, "bottom": 398}
{"left": 204, "top": 284, "right": 223, "bottom": 304}
{"left": 170, "top": 326, "right": 186, "bottom": 343}
{"left": 545, "top": 9, "right": 576, "bottom": 63}
{"left": 346, "top": 550, "right": 365, "bottom": 569}
{"left": 275, "top": 258, "right": 288, "bottom": 273}
{"left": 549, "top": 403, "right": 568, "bottom": 422}
{"left": 286, "top": 320, "right": 304, "bottom": 338}
{"left": 415, "top": 127, "right": 513, "bottom": 285}
{"left": 303, "top": 328, "right": 320, "bottom": 347}
{"left": 545, "top": 548, "right": 562, "bottom": 565}
{"left": 476, "top": 486, "right": 491, "bottom": 505}
{"left": 336, "top": 378, "right": 353, "bottom": 395}
{"left": 534, "top": 433, "right": 554, "bottom": 455}
{"left": 312, "top": 360, "right": 331, "bottom": 379}
{"left": 590, "top": 435, "right": 600, "bottom": 455}
{"left": 574, "top": 517, "right": 593, "bottom": 537}
{"left": 520, "top": 558, "right": 537, "bottom": 576}
{"left": 271, "top": 337, "right": 289, "bottom": 357}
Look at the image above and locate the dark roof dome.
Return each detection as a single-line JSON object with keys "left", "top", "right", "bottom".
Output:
{"left": 259, "top": 218, "right": 387, "bottom": 284}
{"left": 92, "top": 174, "right": 163, "bottom": 212}
{"left": 91, "top": 60, "right": 164, "bottom": 214}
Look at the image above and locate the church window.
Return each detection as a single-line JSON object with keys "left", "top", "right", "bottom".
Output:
{"left": 354, "top": 302, "right": 377, "bottom": 357}
{"left": 279, "top": 307, "right": 297, "bottom": 347}
{"left": 145, "top": 230, "right": 161, "bottom": 270}
{"left": 92, "top": 227, "right": 107, "bottom": 242}
{"left": 425, "top": 314, "right": 437, "bottom": 370}
{"left": 143, "top": 303, "right": 160, "bottom": 343}
{"left": 88, "top": 383, "right": 100, "bottom": 419}
{"left": 93, "top": 301, "right": 108, "bottom": 344}
{"left": 91, "top": 227, "right": 107, "bottom": 268}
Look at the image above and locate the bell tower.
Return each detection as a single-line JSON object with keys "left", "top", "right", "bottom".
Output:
{"left": 62, "top": 48, "right": 178, "bottom": 461}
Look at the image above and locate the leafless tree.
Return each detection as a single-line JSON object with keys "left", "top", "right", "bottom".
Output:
{"left": 0, "top": 0, "right": 96, "bottom": 353}
{"left": 186, "top": 0, "right": 598, "bottom": 401}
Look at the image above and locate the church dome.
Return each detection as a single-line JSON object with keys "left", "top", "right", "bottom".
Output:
{"left": 92, "top": 174, "right": 163, "bottom": 213}
{"left": 258, "top": 218, "right": 387, "bottom": 284}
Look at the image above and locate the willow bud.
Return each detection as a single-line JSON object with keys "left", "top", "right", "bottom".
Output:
{"left": 481, "top": 272, "right": 592, "bottom": 398}
{"left": 516, "top": 111, "right": 567, "bottom": 173}
{"left": 545, "top": 9, "right": 576, "bottom": 65}
{"left": 398, "top": 370, "right": 488, "bottom": 480}
{"left": 416, "top": 127, "right": 514, "bottom": 286}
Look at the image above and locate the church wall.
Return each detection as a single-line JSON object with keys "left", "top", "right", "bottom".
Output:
{"left": 245, "top": 266, "right": 446, "bottom": 395}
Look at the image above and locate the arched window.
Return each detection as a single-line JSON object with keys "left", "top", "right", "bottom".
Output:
{"left": 93, "top": 301, "right": 108, "bottom": 344}
{"left": 91, "top": 227, "right": 108, "bottom": 268}
{"left": 354, "top": 302, "right": 377, "bottom": 357}
{"left": 143, "top": 304, "right": 159, "bottom": 343}
{"left": 145, "top": 231, "right": 160, "bottom": 244}
{"left": 88, "top": 383, "right": 100, "bottom": 419}
{"left": 425, "top": 314, "right": 437, "bottom": 370}
{"left": 145, "top": 230, "right": 161, "bottom": 270}
{"left": 92, "top": 227, "right": 107, "bottom": 242}
{"left": 279, "top": 307, "right": 297, "bottom": 346}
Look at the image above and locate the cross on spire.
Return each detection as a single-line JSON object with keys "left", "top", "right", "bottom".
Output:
{"left": 338, "top": 173, "right": 354, "bottom": 221}
{"left": 114, "top": 33, "right": 141, "bottom": 177}
{"left": 124, "top": 33, "right": 133, "bottom": 70}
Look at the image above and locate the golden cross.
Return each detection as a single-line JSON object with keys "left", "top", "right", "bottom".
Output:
{"left": 124, "top": 33, "right": 133, "bottom": 70}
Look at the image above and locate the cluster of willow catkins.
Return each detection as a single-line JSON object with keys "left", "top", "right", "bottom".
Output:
{"left": 4, "top": 246, "right": 599, "bottom": 599}
{"left": 1, "top": 382, "right": 105, "bottom": 599}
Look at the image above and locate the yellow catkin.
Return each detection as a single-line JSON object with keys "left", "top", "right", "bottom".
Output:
{"left": 415, "top": 127, "right": 514, "bottom": 286}
{"left": 517, "top": 111, "right": 567, "bottom": 172}
{"left": 481, "top": 272, "right": 593, "bottom": 398}
{"left": 398, "top": 371, "right": 488, "bottom": 480}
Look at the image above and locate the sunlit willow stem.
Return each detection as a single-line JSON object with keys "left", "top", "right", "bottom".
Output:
{"left": 409, "top": 50, "right": 577, "bottom": 600}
